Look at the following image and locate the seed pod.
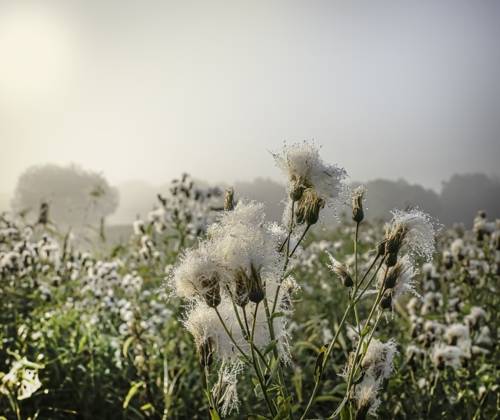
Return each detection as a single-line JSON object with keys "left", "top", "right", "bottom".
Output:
{"left": 342, "top": 273, "right": 354, "bottom": 288}
{"left": 384, "top": 263, "right": 403, "bottom": 289}
{"left": 380, "top": 292, "right": 392, "bottom": 310}
{"left": 295, "top": 188, "right": 325, "bottom": 226}
{"left": 352, "top": 187, "right": 365, "bottom": 224}
{"left": 385, "top": 252, "right": 398, "bottom": 267}
{"left": 224, "top": 188, "right": 235, "bottom": 211}
{"left": 385, "top": 224, "right": 407, "bottom": 255}
{"left": 200, "top": 273, "right": 221, "bottom": 308}
{"left": 248, "top": 264, "right": 264, "bottom": 304}
{"left": 328, "top": 255, "right": 353, "bottom": 288}
{"left": 290, "top": 180, "right": 305, "bottom": 202}
{"left": 234, "top": 270, "right": 249, "bottom": 307}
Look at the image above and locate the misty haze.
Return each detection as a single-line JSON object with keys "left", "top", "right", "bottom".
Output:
{"left": 0, "top": 2, "right": 499, "bottom": 419}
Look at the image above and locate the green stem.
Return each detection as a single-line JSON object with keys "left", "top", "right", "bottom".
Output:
{"left": 251, "top": 303, "right": 277, "bottom": 417}
{"left": 344, "top": 272, "right": 388, "bottom": 407}
{"left": 300, "top": 254, "right": 385, "bottom": 420}
{"left": 289, "top": 224, "right": 311, "bottom": 259}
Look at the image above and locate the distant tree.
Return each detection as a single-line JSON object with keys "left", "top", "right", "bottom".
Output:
{"left": 234, "top": 177, "right": 286, "bottom": 221}
{"left": 12, "top": 164, "right": 119, "bottom": 227}
{"left": 361, "top": 179, "right": 442, "bottom": 221}
{"left": 440, "top": 173, "right": 500, "bottom": 226}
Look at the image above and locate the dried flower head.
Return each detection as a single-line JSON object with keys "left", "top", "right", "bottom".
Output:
{"left": 361, "top": 338, "right": 398, "bottom": 380}
{"left": 326, "top": 251, "right": 353, "bottom": 287}
{"left": 354, "top": 374, "right": 381, "bottom": 419}
{"left": 384, "top": 208, "right": 438, "bottom": 265}
{"left": 352, "top": 185, "right": 367, "bottom": 223}
{"left": 431, "top": 344, "right": 463, "bottom": 370}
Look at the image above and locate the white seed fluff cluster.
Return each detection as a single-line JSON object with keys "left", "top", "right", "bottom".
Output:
{"left": 388, "top": 208, "right": 439, "bottom": 262}
{"left": 351, "top": 338, "right": 398, "bottom": 416}
{"left": 272, "top": 141, "right": 347, "bottom": 201}
{"left": 431, "top": 344, "right": 464, "bottom": 369}
{"left": 170, "top": 200, "right": 296, "bottom": 415}
{"left": 273, "top": 141, "right": 348, "bottom": 226}
{"left": 391, "top": 255, "right": 421, "bottom": 304}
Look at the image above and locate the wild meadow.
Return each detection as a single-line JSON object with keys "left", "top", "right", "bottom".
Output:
{"left": 0, "top": 142, "right": 498, "bottom": 419}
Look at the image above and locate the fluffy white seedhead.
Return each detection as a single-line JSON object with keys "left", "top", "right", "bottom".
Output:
{"left": 184, "top": 300, "right": 244, "bottom": 361}
{"left": 391, "top": 255, "right": 421, "bottom": 303}
{"left": 388, "top": 208, "right": 439, "bottom": 262}
{"left": 171, "top": 242, "right": 224, "bottom": 300}
{"left": 326, "top": 251, "right": 352, "bottom": 286}
{"left": 445, "top": 323, "right": 471, "bottom": 357}
{"left": 361, "top": 338, "right": 398, "bottom": 380}
{"left": 450, "top": 238, "right": 464, "bottom": 259}
{"left": 272, "top": 140, "right": 348, "bottom": 203}
{"left": 431, "top": 344, "right": 463, "bottom": 369}
{"left": 209, "top": 201, "right": 283, "bottom": 283}
{"left": 354, "top": 374, "right": 381, "bottom": 417}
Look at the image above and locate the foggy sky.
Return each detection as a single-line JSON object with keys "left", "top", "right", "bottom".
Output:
{"left": 1, "top": 0, "right": 500, "bottom": 194}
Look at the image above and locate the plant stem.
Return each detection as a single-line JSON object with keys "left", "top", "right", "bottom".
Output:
{"left": 300, "top": 254, "right": 385, "bottom": 420}
{"left": 251, "top": 303, "right": 277, "bottom": 417}
{"left": 289, "top": 224, "right": 311, "bottom": 259}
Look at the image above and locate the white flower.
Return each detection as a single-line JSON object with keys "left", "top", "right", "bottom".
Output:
{"left": 431, "top": 344, "right": 463, "bottom": 369}
{"left": 326, "top": 251, "right": 353, "bottom": 287}
{"left": 132, "top": 219, "right": 145, "bottom": 235}
{"left": 171, "top": 241, "right": 225, "bottom": 305}
{"left": 450, "top": 238, "right": 465, "bottom": 260}
{"left": 272, "top": 140, "right": 347, "bottom": 202}
{"left": 386, "top": 208, "right": 438, "bottom": 262}
{"left": 381, "top": 255, "right": 420, "bottom": 307}
{"left": 445, "top": 324, "right": 471, "bottom": 357}
{"left": 475, "top": 326, "right": 492, "bottom": 347}
{"left": 209, "top": 201, "right": 281, "bottom": 278}
{"left": 361, "top": 338, "right": 398, "bottom": 380}
{"left": 354, "top": 374, "right": 381, "bottom": 417}
{"left": 464, "top": 306, "right": 487, "bottom": 329}
{"left": 406, "top": 345, "right": 425, "bottom": 361}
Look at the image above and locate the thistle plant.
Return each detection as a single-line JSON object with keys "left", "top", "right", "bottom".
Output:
{"left": 167, "top": 141, "right": 441, "bottom": 419}
{"left": 1, "top": 144, "right": 497, "bottom": 419}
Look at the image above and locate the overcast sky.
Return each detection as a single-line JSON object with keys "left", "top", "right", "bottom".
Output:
{"left": 1, "top": 0, "right": 499, "bottom": 194}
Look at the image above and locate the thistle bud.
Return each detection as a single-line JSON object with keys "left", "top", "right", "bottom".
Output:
{"left": 385, "top": 252, "right": 398, "bottom": 267}
{"left": 384, "top": 263, "right": 403, "bottom": 289}
{"left": 234, "top": 270, "right": 249, "bottom": 307}
{"left": 200, "top": 273, "right": 221, "bottom": 308}
{"left": 289, "top": 179, "right": 305, "bottom": 202}
{"left": 248, "top": 264, "right": 264, "bottom": 304}
{"left": 224, "top": 188, "right": 235, "bottom": 211}
{"left": 385, "top": 224, "right": 407, "bottom": 256}
{"left": 295, "top": 188, "right": 325, "bottom": 226}
{"left": 443, "top": 253, "right": 453, "bottom": 270}
{"left": 352, "top": 186, "right": 366, "bottom": 224}
{"left": 327, "top": 253, "right": 353, "bottom": 287}
{"left": 380, "top": 291, "right": 392, "bottom": 310}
